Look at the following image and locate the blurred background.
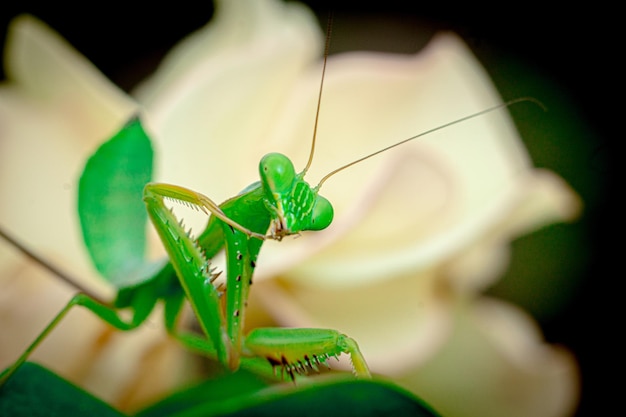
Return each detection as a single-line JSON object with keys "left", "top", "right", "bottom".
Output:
{"left": 0, "top": 1, "right": 616, "bottom": 415}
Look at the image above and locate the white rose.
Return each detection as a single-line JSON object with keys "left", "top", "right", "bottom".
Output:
{"left": 0, "top": 0, "right": 581, "bottom": 415}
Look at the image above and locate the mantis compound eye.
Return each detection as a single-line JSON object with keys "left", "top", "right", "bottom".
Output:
{"left": 307, "top": 194, "right": 333, "bottom": 231}
{"left": 259, "top": 152, "right": 296, "bottom": 194}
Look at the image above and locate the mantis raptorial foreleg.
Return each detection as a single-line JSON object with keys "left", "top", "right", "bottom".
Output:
{"left": 144, "top": 183, "right": 267, "bottom": 241}
{"left": 143, "top": 183, "right": 231, "bottom": 366}
{"left": 143, "top": 180, "right": 369, "bottom": 377}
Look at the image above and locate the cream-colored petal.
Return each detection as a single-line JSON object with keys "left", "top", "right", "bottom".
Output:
{"left": 397, "top": 298, "right": 579, "bottom": 417}
{"left": 444, "top": 169, "right": 582, "bottom": 292}
{"left": 135, "top": 0, "right": 319, "bottom": 106}
{"left": 135, "top": 0, "right": 323, "bottom": 210}
{"left": 4, "top": 15, "right": 135, "bottom": 122}
{"left": 252, "top": 32, "right": 539, "bottom": 286}
{"left": 253, "top": 268, "right": 454, "bottom": 374}
{"left": 0, "top": 15, "right": 137, "bottom": 292}
{"left": 0, "top": 239, "right": 195, "bottom": 411}
{"left": 498, "top": 169, "right": 582, "bottom": 236}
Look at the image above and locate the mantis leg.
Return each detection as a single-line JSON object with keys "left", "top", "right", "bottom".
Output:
{"left": 163, "top": 295, "right": 289, "bottom": 381}
{"left": 161, "top": 289, "right": 220, "bottom": 358}
{"left": 144, "top": 183, "right": 266, "bottom": 241}
{"left": 144, "top": 183, "right": 233, "bottom": 368}
{"left": 0, "top": 292, "right": 154, "bottom": 386}
{"left": 144, "top": 183, "right": 269, "bottom": 371}
{"left": 244, "top": 327, "right": 371, "bottom": 380}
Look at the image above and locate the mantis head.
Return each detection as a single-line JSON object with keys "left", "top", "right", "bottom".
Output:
{"left": 259, "top": 152, "right": 333, "bottom": 240}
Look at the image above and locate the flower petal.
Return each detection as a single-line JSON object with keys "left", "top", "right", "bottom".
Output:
{"left": 397, "top": 298, "right": 579, "bottom": 417}
{"left": 135, "top": 0, "right": 323, "bottom": 205}
{"left": 252, "top": 268, "right": 454, "bottom": 373}
{"left": 444, "top": 169, "right": 582, "bottom": 292}
{"left": 250, "top": 33, "right": 540, "bottom": 286}
{"left": 0, "top": 15, "right": 137, "bottom": 291}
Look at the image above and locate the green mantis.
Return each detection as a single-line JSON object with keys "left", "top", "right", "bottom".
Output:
{"left": 0, "top": 117, "right": 369, "bottom": 384}
{"left": 142, "top": 155, "right": 367, "bottom": 377}
{"left": 0, "top": 96, "right": 536, "bottom": 387}
{"left": 0, "top": 17, "right": 378, "bottom": 380}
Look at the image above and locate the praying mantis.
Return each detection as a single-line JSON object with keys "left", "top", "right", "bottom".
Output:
{"left": 0, "top": 9, "right": 541, "bottom": 389}
{"left": 0, "top": 100, "right": 535, "bottom": 386}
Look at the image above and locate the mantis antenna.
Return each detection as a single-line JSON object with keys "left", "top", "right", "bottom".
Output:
{"left": 302, "top": 12, "right": 334, "bottom": 176}
{"left": 298, "top": 15, "right": 545, "bottom": 189}
{"left": 315, "top": 96, "right": 547, "bottom": 190}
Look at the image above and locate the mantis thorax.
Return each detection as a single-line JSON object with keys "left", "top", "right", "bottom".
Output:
{"left": 259, "top": 153, "right": 333, "bottom": 240}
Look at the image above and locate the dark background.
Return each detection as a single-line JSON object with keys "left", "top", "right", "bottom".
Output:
{"left": 0, "top": 1, "right": 617, "bottom": 416}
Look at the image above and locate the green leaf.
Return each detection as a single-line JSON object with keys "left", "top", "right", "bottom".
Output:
{"left": 1, "top": 364, "right": 440, "bottom": 417}
{"left": 0, "top": 362, "right": 126, "bottom": 417}
{"left": 136, "top": 368, "right": 270, "bottom": 417}
{"left": 137, "top": 372, "right": 441, "bottom": 417}
{"left": 78, "top": 117, "right": 153, "bottom": 287}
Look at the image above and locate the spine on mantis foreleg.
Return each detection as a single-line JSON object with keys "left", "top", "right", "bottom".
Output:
{"left": 143, "top": 184, "right": 231, "bottom": 366}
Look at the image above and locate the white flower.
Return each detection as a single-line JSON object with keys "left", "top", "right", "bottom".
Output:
{"left": 0, "top": 0, "right": 581, "bottom": 415}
